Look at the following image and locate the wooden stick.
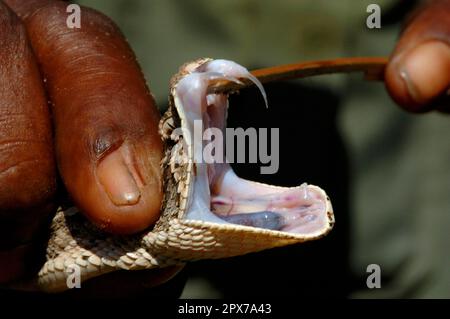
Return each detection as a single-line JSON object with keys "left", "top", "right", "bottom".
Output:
{"left": 208, "top": 56, "right": 388, "bottom": 94}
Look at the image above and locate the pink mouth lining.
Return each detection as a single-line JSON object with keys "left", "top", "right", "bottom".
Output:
{"left": 173, "top": 59, "right": 329, "bottom": 235}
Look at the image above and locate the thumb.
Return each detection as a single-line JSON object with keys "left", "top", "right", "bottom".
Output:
{"left": 385, "top": 0, "right": 450, "bottom": 112}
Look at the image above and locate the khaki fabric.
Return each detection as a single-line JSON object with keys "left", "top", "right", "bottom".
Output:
{"left": 78, "top": 0, "right": 450, "bottom": 298}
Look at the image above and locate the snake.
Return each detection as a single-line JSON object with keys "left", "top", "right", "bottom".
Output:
{"left": 36, "top": 58, "right": 335, "bottom": 292}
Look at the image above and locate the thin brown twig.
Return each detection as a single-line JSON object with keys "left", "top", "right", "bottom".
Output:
{"left": 208, "top": 56, "right": 388, "bottom": 94}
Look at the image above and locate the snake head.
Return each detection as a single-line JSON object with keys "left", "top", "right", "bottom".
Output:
{"left": 152, "top": 58, "right": 334, "bottom": 260}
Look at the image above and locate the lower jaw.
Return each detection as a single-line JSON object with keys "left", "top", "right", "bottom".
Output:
{"left": 185, "top": 163, "right": 330, "bottom": 235}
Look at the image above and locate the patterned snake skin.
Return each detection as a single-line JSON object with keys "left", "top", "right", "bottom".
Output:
{"left": 37, "top": 59, "right": 335, "bottom": 292}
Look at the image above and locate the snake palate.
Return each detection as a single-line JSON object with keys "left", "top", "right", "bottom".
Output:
{"left": 37, "top": 58, "right": 334, "bottom": 292}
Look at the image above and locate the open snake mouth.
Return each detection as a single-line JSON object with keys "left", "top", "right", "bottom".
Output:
{"left": 173, "top": 59, "right": 332, "bottom": 235}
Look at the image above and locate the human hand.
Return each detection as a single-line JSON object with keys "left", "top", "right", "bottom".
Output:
{"left": 385, "top": 0, "right": 450, "bottom": 112}
{"left": 0, "top": 0, "right": 180, "bottom": 294}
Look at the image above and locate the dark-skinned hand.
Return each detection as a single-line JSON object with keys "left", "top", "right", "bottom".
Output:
{"left": 0, "top": 0, "right": 182, "bottom": 298}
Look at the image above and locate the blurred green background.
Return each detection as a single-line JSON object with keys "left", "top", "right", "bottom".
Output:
{"left": 76, "top": 0, "right": 450, "bottom": 298}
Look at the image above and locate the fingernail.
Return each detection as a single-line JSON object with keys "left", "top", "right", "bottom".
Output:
{"left": 97, "top": 147, "right": 141, "bottom": 206}
{"left": 400, "top": 41, "right": 450, "bottom": 104}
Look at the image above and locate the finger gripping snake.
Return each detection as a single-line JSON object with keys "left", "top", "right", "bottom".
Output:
{"left": 38, "top": 58, "right": 335, "bottom": 292}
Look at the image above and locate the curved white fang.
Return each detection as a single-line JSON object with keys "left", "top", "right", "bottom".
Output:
{"left": 199, "top": 59, "right": 268, "bottom": 108}
{"left": 243, "top": 72, "right": 268, "bottom": 109}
